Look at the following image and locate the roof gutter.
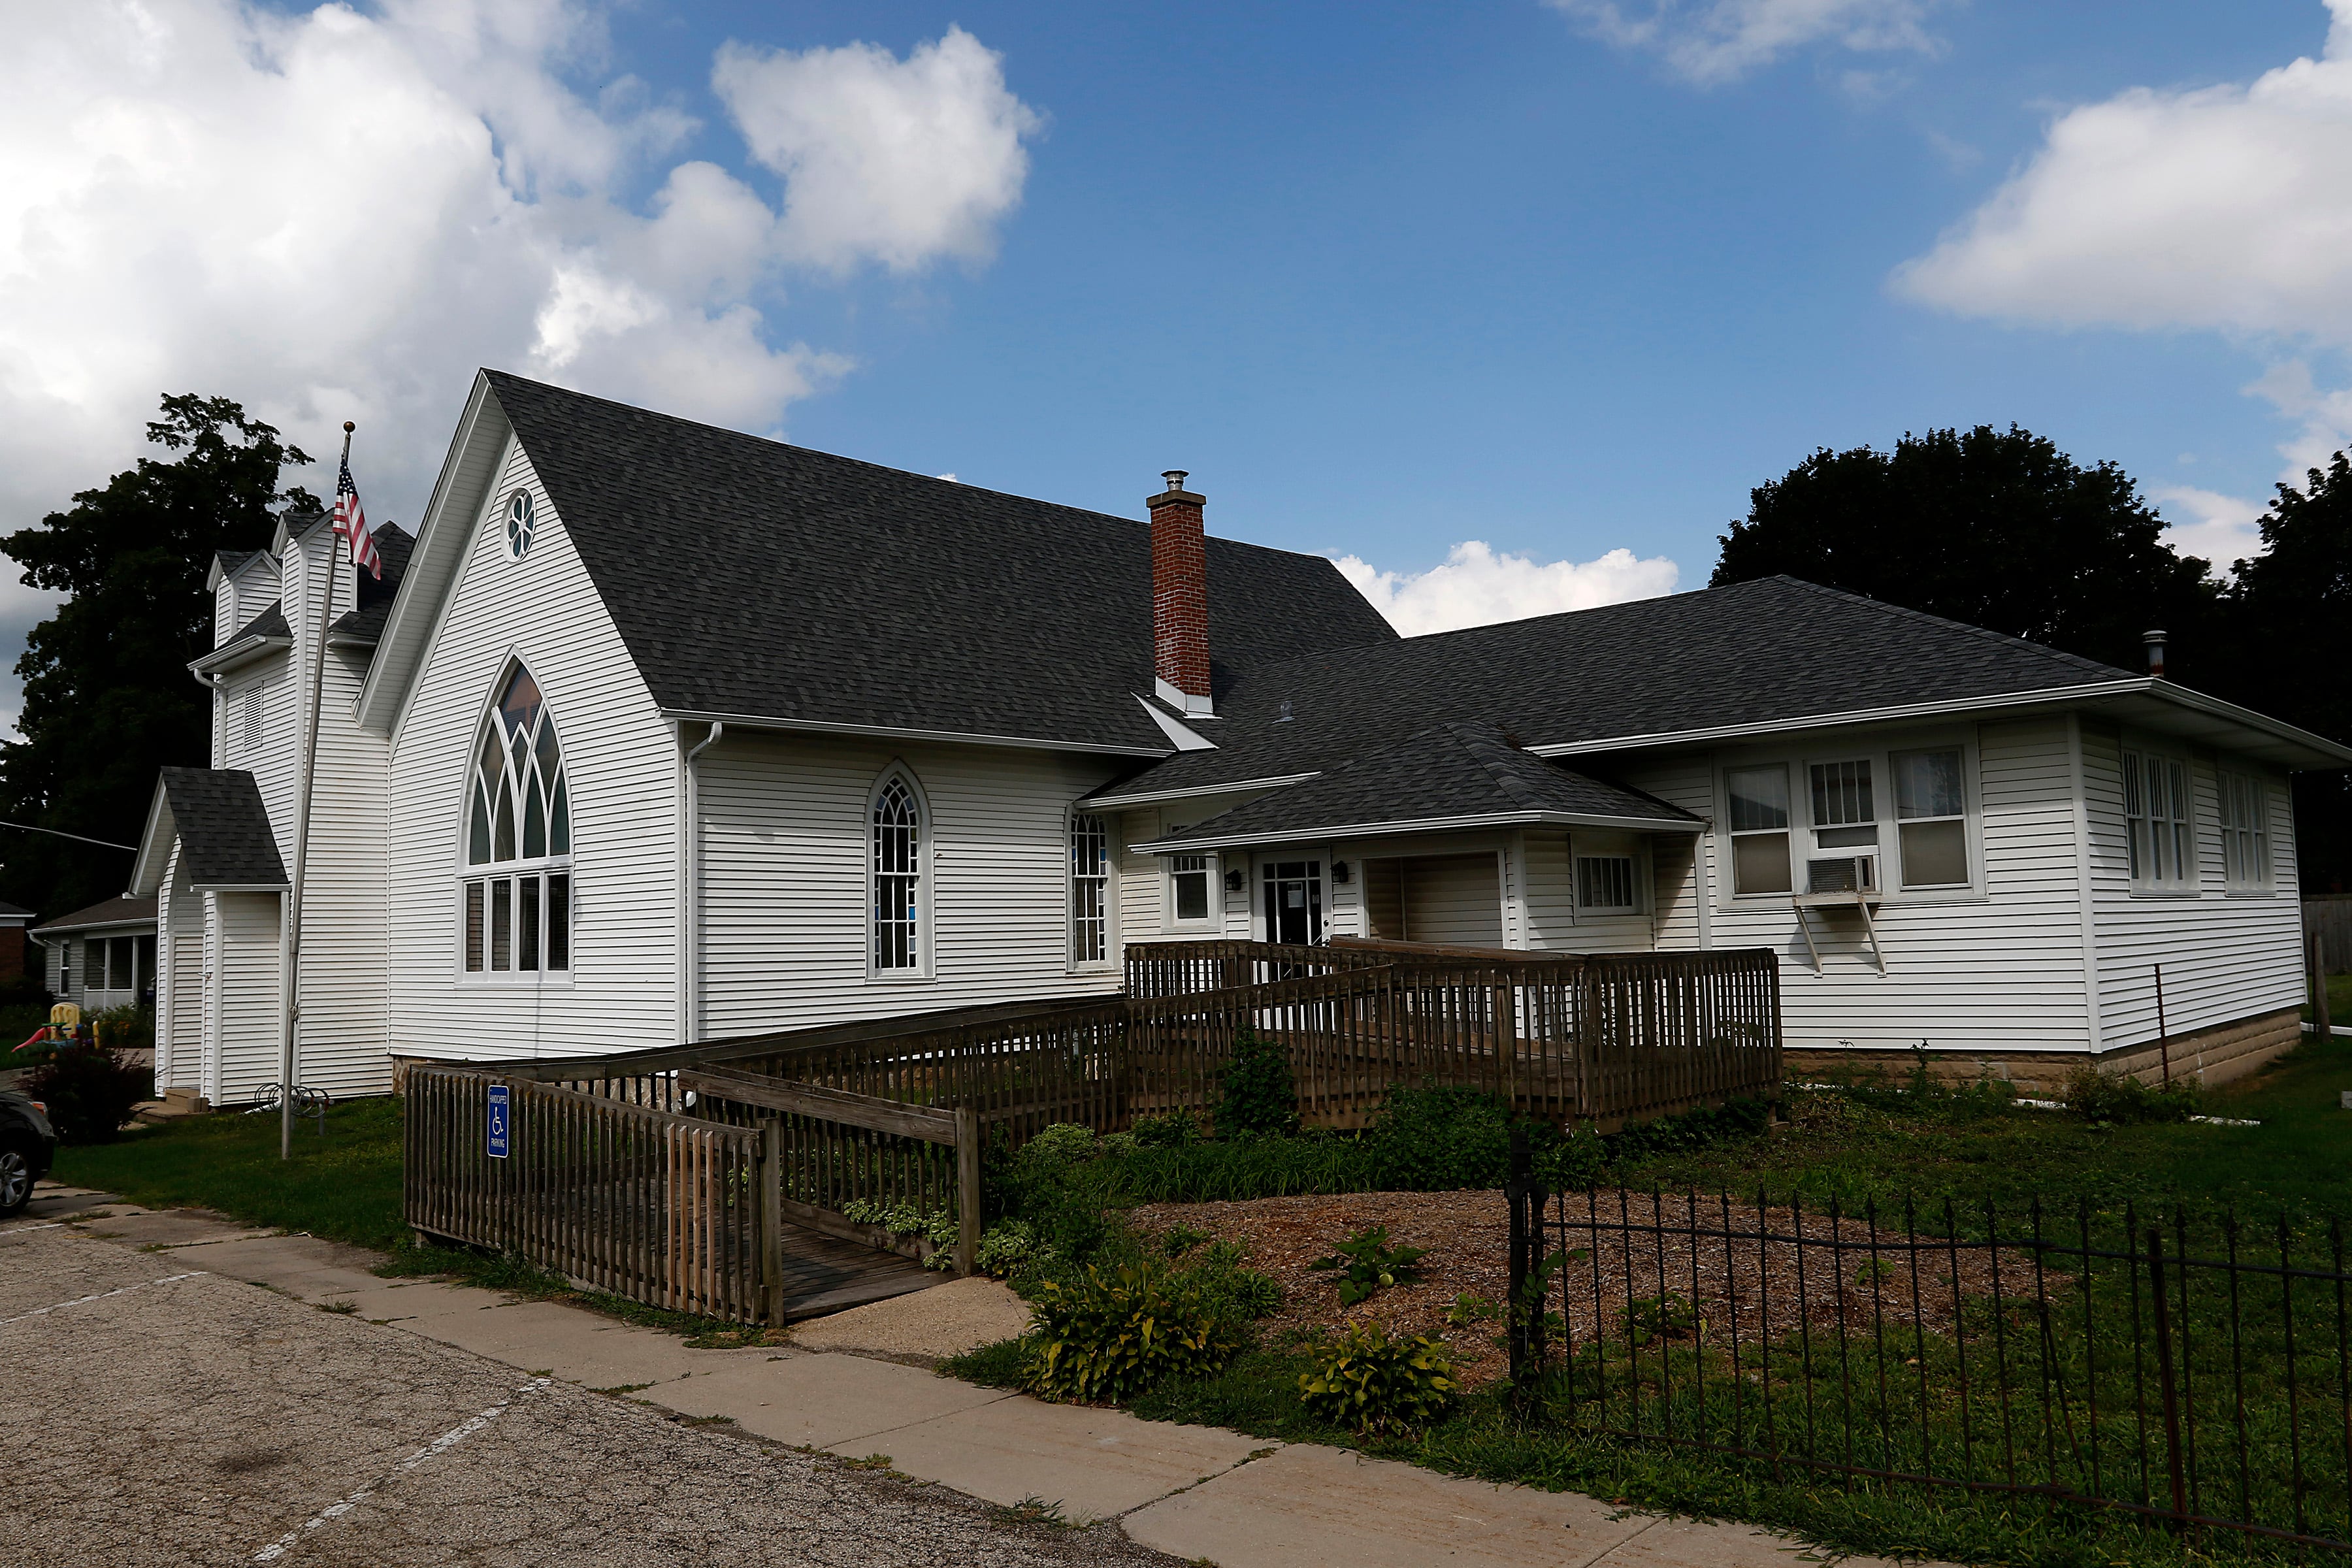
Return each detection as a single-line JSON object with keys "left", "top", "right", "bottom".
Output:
{"left": 1134, "top": 807, "right": 1707, "bottom": 855}
{"left": 1085, "top": 772, "right": 1323, "bottom": 809}
{"left": 1526, "top": 677, "right": 2352, "bottom": 768}
{"left": 657, "top": 708, "right": 1175, "bottom": 760}
{"left": 188, "top": 634, "right": 292, "bottom": 681}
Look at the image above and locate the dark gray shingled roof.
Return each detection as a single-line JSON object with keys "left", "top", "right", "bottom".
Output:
{"left": 215, "top": 548, "right": 258, "bottom": 577}
{"left": 158, "top": 768, "right": 286, "bottom": 887}
{"left": 483, "top": 372, "right": 1398, "bottom": 751}
{"left": 329, "top": 521, "right": 416, "bottom": 644}
{"left": 229, "top": 600, "right": 291, "bottom": 645}
{"left": 1145, "top": 722, "right": 1701, "bottom": 847}
{"left": 35, "top": 894, "right": 158, "bottom": 933}
{"left": 1092, "top": 576, "right": 2138, "bottom": 803}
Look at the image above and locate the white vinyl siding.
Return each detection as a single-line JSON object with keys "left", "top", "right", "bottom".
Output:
{"left": 1607, "top": 721, "right": 2092, "bottom": 1057}
{"left": 693, "top": 730, "right": 1124, "bottom": 1039}
{"left": 2085, "top": 729, "right": 2301, "bottom": 1054}
{"left": 387, "top": 440, "right": 678, "bottom": 1063}
{"left": 214, "top": 891, "right": 281, "bottom": 1105}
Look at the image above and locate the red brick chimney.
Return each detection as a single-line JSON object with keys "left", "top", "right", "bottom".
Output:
{"left": 1148, "top": 470, "right": 1213, "bottom": 716}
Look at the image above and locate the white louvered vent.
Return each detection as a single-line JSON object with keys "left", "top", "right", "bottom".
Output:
{"left": 240, "top": 689, "right": 263, "bottom": 755}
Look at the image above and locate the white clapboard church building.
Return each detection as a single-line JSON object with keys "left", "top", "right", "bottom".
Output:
{"left": 128, "top": 371, "right": 2349, "bottom": 1106}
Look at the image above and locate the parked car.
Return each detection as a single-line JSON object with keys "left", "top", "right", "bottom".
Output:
{"left": 0, "top": 1090, "right": 56, "bottom": 1218}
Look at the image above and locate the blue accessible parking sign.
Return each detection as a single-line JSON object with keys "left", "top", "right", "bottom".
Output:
{"left": 487, "top": 1084, "right": 510, "bottom": 1159}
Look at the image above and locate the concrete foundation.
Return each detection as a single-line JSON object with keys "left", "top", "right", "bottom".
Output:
{"left": 1785, "top": 1006, "right": 2303, "bottom": 1096}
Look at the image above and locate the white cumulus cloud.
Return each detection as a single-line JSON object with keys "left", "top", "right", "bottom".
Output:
{"left": 1546, "top": 0, "right": 1943, "bottom": 86}
{"left": 2151, "top": 485, "right": 2267, "bottom": 570}
{"left": 1895, "top": 2, "right": 2352, "bottom": 341}
{"left": 715, "top": 27, "right": 1041, "bottom": 273}
{"left": 0, "top": 0, "right": 1041, "bottom": 720}
{"left": 1333, "top": 540, "right": 1680, "bottom": 637}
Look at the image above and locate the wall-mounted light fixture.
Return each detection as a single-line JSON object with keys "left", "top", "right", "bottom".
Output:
{"left": 1331, "top": 860, "right": 1352, "bottom": 885}
{"left": 1224, "top": 868, "right": 1247, "bottom": 892}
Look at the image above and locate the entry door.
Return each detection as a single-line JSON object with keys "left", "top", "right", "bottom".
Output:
{"left": 1262, "top": 860, "right": 1324, "bottom": 945}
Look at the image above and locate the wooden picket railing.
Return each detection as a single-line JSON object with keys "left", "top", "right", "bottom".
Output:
{"left": 403, "top": 1064, "right": 768, "bottom": 1322}
{"left": 402, "top": 939, "right": 1782, "bottom": 1324}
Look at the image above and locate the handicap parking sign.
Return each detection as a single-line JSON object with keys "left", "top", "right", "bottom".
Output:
{"left": 487, "top": 1083, "right": 510, "bottom": 1159}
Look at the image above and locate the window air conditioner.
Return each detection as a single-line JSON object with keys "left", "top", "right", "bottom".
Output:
{"left": 1806, "top": 855, "right": 1877, "bottom": 894}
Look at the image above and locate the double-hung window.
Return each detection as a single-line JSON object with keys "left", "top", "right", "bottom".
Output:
{"left": 2122, "top": 749, "right": 2194, "bottom": 890}
{"left": 1805, "top": 759, "right": 1879, "bottom": 892}
{"left": 1891, "top": 747, "right": 1968, "bottom": 887}
{"left": 461, "top": 663, "right": 572, "bottom": 977}
{"left": 1168, "top": 853, "right": 1215, "bottom": 926}
{"left": 1725, "top": 764, "right": 1793, "bottom": 894}
{"left": 2219, "top": 772, "right": 2272, "bottom": 889}
{"left": 1069, "top": 813, "right": 1111, "bottom": 965}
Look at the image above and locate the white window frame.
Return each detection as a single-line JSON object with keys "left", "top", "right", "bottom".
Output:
{"left": 867, "top": 764, "right": 932, "bottom": 981}
{"left": 1569, "top": 830, "right": 1645, "bottom": 916}
{"left": 1164, "top": 851, "right": 1218, "bottom": 932}
{"left": 2217, "top": 769, "right": 2274, "bottom": 892}
{"left": 2121, "top": 745, "right": 2196, "bottom": 894}
{"left": 1718, "top": 733, "right": 1982, "bottom": 906}
{"left": 1723, "top": 762, "right": 1795, "bottom": 898}
{"left": 456, "top": 661, "right": 575, "bottom": 985}
{"left": 1889, "top": 745, "right": 1972, "bottom": 890}
{"left": 1068, "top": 810, "right": 1116, "bottom": 970}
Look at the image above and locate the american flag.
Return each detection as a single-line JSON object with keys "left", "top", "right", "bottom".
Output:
{"left": 333, "top": 453, "right": 381, "bottom": 580}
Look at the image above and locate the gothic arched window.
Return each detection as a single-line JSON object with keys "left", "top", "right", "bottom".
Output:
{"left": 871, "top": 770, "right": 925, "bottom": 973}
{"left": 463, "top": 662, "right": 570, "bottom": 974}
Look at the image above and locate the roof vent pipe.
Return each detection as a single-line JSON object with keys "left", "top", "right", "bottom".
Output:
{"left": 2144, "top": 629, "right": 2167, "bottom": 679}
{"left": 1147, "top": 471, "right": 1213, "bottom": 718}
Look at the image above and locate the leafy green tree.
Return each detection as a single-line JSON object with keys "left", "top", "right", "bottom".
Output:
{"left": 0, "top": 395, "right": 314, "bottom": 920}
{"left": 1712, "top": 424, "right": 2223, "bottom": 682}
{"left": 2221, "top": 453, "right": 2352, "bottom": 890}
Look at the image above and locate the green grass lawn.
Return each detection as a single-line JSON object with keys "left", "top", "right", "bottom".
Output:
{"left": 1609, "top": 1028, "right": 2352, "bottom": 1222}
{"left": 50, "top": 1096, "right": 755, "bottom": 1343}
{"left": 54, "top": 1096, "right": 411, "bottom": 1249}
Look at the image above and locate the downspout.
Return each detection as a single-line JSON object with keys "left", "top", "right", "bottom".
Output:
{"left": 2066, "top": 714, "right": 2104, "bottom": 1058}
{"left": 677, "top": 721, "right": 724, "bottom": 1044}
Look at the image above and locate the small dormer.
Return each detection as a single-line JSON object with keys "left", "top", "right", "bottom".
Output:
{"left": 207, "top": 547, "right": 280, "bottom": 650}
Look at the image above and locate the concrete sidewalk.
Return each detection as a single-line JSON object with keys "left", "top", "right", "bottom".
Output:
{"left": 25, "top": 1184, "right": 1944, "bottom": 1568}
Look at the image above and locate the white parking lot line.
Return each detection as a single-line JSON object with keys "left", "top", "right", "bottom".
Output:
{"left": 249, "top": 1376, "right": 552, "bottom": 1563}
{"left": 0, "top": 1270, "right": 206, "bottom": 1326}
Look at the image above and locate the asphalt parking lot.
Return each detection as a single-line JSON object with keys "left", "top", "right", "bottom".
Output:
{"left": 0, "top": 1217, "right": 1181, "bottom": 1568}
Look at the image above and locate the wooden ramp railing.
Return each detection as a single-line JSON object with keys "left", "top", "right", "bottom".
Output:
{"left": 402, "top": 940, "right": 1782, "bottom": 1324}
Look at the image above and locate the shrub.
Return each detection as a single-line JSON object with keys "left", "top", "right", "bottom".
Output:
{"left": 20, "top": 1045, "right": 152, "bottom": 1144}
{"left": 1310, "top": 1224, "right": 1429, "bottom": 1306}
{"left": 977, "top": 1218, "right": 1051, "bottom": 1281}
{"left": 1217, "top": 1030, "right": 1298, "bottom": 1137}
{"left": 1022, "top": 1259, "right": 1243, "bottom": 1403}
{"left": 1160, "top": 1222, "right": 1212, "bottom": 1257}
{"left": 2061, "top": 1065, "right": 2201, "bottom": 1126}
{"left": 1298, "top": 1321, "right": 1458, "bottom": 1435}
{"left": 89, "top": 1004, "right": 155, "bottom": 1053}
{"left": 1180, "top": 1239, "right": 1282, "bottom": 1324}
{"left": 1020, "top": 1122, "right": 1101, "bottom": 1168}
{"left": 1366, "top": 1083, "right": 1511, "bottom": 1189}
{"left": 1131, "top": 1107, "right": 1203, "bottom": 1147}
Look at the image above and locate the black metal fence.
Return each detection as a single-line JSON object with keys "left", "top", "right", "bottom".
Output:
{"left": 1504, "top": 1142, "right": 2352, "bottom": 1554}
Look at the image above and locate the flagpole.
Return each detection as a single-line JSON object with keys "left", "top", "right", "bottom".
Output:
{"left": 282, "top": 421, "right": 350, "bottom": 1160}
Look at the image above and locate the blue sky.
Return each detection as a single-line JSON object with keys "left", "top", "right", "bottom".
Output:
{"left": 595, "top": 0, "right": 2336, "bottom": 596}
{"left": 7, "top": 0, "right": 2352, "bottom": 674}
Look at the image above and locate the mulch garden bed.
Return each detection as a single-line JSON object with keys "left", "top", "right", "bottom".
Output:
{"left": 1130, "top": 1189, "right": 2050, "bottom": 1390}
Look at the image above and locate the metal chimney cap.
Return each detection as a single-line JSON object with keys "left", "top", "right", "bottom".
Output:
{"left": 1161, "top": 470, "right": 1188, "bottom": 491}
{"left": 2143, "top": 629, "right": 2168, "bottom": 644}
